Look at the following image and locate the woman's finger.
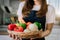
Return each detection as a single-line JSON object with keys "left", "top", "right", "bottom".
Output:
{"left": 15, "top": 35, "right": 19, "bottom": 40}
{"left": 12, "top": 34, "right": 16, "bottom": 39}
{"left": 39, "top": 29, "right": 43, "bottom": 33}
{"left": 9, "top": 34, "right": 12, "bottom": 38}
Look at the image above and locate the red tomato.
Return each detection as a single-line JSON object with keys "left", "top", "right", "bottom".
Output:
{"left": 8, "top": 24, "right": 17, "bottom": 30}
{"left": 18, "top": 27, "right": 24, "bottom": 32}
{"left": 14, "top": 28, "right": 19, "bottom": 32}
{"left": 14, "top": 27, "right": 24, "bottom": 32}
{"left": 26, "top": 22, "right": 32, "bottom": 26}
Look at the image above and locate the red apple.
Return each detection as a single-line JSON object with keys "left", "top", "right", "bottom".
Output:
{"left": 8, "top": 24, "right": 17, "bottom": 30}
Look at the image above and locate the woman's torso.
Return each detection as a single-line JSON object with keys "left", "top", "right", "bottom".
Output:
{"left": 17, "top": 1, "right": 55, "bottom": 40}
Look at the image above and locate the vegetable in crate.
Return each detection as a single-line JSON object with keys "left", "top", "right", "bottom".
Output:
{"left": 14, "top": 27, "right": 24, "bottom": 32}
{"left": 16, "top": 23, "right": 19, "bottom": 26}
{"left": 34, "top": 22, "right": 42, "bottom": 30}
{"left": 24, "top": 29, "right": 31, "bottom": 33}
{"left": 8, "top": 24, "right": 17, "bottom": 30}
{"left": 26, "top": 22, "right": 32, "bottom": 26}
{"left": 19, "top": 23, "right": 26, "bottom": 29}
{"left": 28, "top": 24, "right": 38, "bottom": 31}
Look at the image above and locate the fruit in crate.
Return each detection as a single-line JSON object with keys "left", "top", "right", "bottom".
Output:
{"left": 8, "top": 24, "right": 17, "bottom": 30}
{"left": 14, "top": 27, "right": 24, "bottom": 32}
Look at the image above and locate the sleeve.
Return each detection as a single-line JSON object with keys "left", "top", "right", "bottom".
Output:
{"left": 46, "top": 5, "right": 55, "bottom": 24}
{"left": 17, "top": 1, "right": 25, "bottom": 18}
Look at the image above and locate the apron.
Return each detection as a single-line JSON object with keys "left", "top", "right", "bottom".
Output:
{"left": 22, "top": 10, "right": 46, "bottom": 40}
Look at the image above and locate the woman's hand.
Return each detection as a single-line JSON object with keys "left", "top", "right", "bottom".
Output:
{"left": 36, "top": 23, "right": 54, "bottom": 38}
{"left": 38, "top": 29, "right": 43, "bottom": 38}
{"left": 9, "top": 34, "right": 19, "bottom": 40}
{"left": 18, "top": 17, "right": 26, "bottom": 24}
{"left": 33, "top": 29, "right": 43, "bottom": 38}
{"left": 9, "top": 34, "right": 16, "bottom": 39}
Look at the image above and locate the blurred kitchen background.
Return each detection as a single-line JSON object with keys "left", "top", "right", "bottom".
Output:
{"left": 0, "top": 0, "right": 60, "bottom": 40}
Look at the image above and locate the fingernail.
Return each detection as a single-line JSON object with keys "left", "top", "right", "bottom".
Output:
{"left": 12, "top": 34, "right": 15, "bottom": 39}
{"left": 14, "top": 35, "right": 15, "bottom": 39}
{"left": 15, "top": 36, "right": 18, "bottom": 39}
{"left": 9, "top": 34, "right": 12, "bottom": 37}
{"left": 10, "top": 34, "right": 12, "bottom": 37}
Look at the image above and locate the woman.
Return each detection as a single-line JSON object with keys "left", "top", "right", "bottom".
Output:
{"left": 9, "top": 0, "right": 55, "bottom": 40}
